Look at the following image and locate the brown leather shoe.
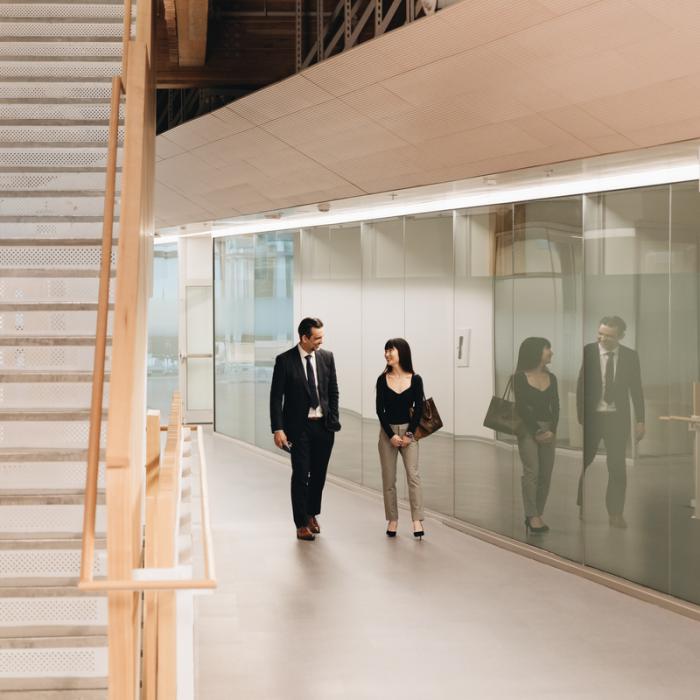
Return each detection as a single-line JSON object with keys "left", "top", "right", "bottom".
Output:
{"left": 307, "top": 516, "right": 320, "bottom": 534}
{"left": 296, "top": 526, "right": 315, "bottom": 541}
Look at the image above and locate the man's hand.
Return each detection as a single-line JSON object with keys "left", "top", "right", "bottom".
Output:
{"left": 274, "top": 430, "right": 289, "bottom": 450}
{"left": 390, "top": 435, "right": 403, "bottom": 448}
{"left": 535, "top": 431, "right": 554, "bottom": 444}
{"left": 635, "top": 422, "right": 646, "bottom": 442}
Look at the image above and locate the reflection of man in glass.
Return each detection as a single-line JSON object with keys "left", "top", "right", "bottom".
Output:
{"left": 576, "top": 316, "right": 645, "bottom": 528}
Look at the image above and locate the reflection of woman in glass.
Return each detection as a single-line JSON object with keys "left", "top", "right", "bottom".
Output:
{"left": 376, "top": 338, "right": 425, "bottom": 539}
{"left": 514, "top": 337, "right": 559, "bottom": 535}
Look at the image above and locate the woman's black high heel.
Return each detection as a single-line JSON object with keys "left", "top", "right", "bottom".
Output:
{"left": 386, "top": 529, "right": 397, "bottom": 538}
{"left": 525, "top": 517, "right": 548, "bottom": 534}
{"left": 413, "top": 522, "right": 425, "bottom": 540}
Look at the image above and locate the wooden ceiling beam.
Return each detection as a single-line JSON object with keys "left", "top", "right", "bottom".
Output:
{"left": 175, "top": 0, "right": 209, "bottom": 67}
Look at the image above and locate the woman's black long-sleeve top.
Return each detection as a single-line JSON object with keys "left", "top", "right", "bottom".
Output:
{"left": 513, "top": 371, "right": 559, "bottom": 436}
{"left": 375, "top": 373, "right": 424, "bottom": 438}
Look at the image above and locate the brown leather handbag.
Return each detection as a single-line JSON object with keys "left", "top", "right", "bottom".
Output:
{"left": 483, "top": 376, "right": 523, "bottom": 436}
{"left": 413, "top": 396, "right": 443, "bottom": 440}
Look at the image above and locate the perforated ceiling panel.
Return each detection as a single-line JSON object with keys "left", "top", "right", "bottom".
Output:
{"left": 155, "top": 0, "right": 700, "bottom": 226}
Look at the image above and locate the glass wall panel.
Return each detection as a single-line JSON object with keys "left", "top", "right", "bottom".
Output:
{"left": 361, "top": 218, "right": 405, "bottom": 492}
{"left": 147, "top": 243, "right": 178, "bottom": 418}
{"left": 211, "top": 179, "right": 700, "bottom": 608}
{"left": 491, "top": 206, "right": 518, "bottom": 539}
{"left": 214, "top": 236, "right": 255, "bottom": 442}
{"left": 300, "top": 224, "right": 362, "bottom": 483}
{"left": 668, "top": 181, "right": 700, "bottom": 604}
{"left": 582, "top": 186, "right": 670, "bottom": 591}
{"left": 510, "top": 197, "right": 583, "bottom": 561}
{"left": 404, "top": 213, "right": 454, "bottom": 515}
{"left": 254, "top": 232, "right": 296, "bottom": 452}
{"left": 454, "top": 207, "right": 506, "bottom": 532}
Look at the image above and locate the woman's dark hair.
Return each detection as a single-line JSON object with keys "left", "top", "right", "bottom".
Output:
{"left": 383, "top": 338, "right": 414, "bottom": 374}
{"left": 298, "top": 317, "right": 323, "bottom": 339}
{"left": 516, "top": 337, "right": 551, "bottom": 373}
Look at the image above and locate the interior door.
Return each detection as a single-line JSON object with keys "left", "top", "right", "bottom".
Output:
{"left": 179, "top": 236, "right": 213, "bottom": 423}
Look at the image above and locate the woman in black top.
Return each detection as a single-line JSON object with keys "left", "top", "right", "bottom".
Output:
{"left": 376, "top": 338, "right": 425, "bottom": 539}
{"left": 513, "top": 336, "right": 559, "bottom": 534}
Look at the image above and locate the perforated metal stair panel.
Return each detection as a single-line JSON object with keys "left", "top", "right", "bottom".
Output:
{"left": 0, "top": 549, "right": 106, "bottom": 581}
{"left": 0, "top": 125, "right": 123, "bottom": 144}
{"left": 0, "top": 103, "right": 125, "bottom": 122}
{"left": 0, "top": 462, "right": 105, "bottom": 492}
{"left": 0, "top": 245, "right": 114, "bottom": 270}
{"left": 0, "top": 310, "right": 113, "bottom": 336}
{"left": 0, "top": 597, "right": 107, "bottom": 631}
{"left": 0, "top": 277, "right": 114, "bottom": 303}
{"left": 0, "top": 4, "right": 128, "bottom": 19}
{"left": 0, "top": 61, "right": 121, "bottom": 80}
{"left": 0, "top": 505, "right": 106, "bottom": 537}
{"left": 0, "top": 345, "right": 111, "bottom": 372}
{"left": 0, "top": 83, "right": 113, "bottom": 99}
{"left": 0, "top": 222, "right": 119, "bottom": 239}
{"left": 0, "top": 42, "right": 122, "bottom": 58}
{"left": 0, "top": 647, "right": 108, "bottom": 679}
{"left": 0, "top": 420, "right": 105, "bottom": 448}
{"left": 0, "top": 196, "right": 117, "bottom": 218}
{"left": 0, "top": 172, "right": 119, "bottom": 192}
{"left": 0, "top": 146, "right": 118, "bottom": 168}
{"left": 0, "top": 382, "right": 108, "bottom": 408}
{"left": 0, "top": 22, "right": 124, "bottom": 38}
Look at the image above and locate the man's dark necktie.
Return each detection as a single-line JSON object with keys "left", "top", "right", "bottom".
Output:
{"left": 305, "top": 355, "right": 320, "bottom": 409}
{"left": 603, "top": 352, "right": 615, "bottom": 404}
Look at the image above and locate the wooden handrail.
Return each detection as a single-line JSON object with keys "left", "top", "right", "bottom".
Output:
{"left": 197, "top": 425, "right": 217, "bottom": 584}
{"left": 122, "top": 0, "right": 133, "bottom": 80}
{"left": 80, "top": 74, "right": 123, "bottom": 583}
{"left": 79, "top": 423, "right": 217, "bottom": 592}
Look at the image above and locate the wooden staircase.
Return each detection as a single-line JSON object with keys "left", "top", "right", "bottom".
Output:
{"left": 0, "top": 0, "right": 130, "bottom": 694}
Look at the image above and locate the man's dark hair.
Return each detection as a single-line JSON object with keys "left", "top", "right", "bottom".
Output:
{"left": 298, "top": 317, "right": 323, "bottom": 339}
{"left": 599, "top": 316, "right": 627, "bottom": 335}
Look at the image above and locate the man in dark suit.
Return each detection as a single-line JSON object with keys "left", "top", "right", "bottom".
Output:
{"left": 270, "top": 317, "right": 341, "bottom": 540}
{"left": 576, "top": 316, "right": 645, "bottom": 528}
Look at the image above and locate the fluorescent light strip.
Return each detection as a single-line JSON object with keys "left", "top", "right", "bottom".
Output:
{"left": 211, "top": 162, "right": 698, "bottom": 238}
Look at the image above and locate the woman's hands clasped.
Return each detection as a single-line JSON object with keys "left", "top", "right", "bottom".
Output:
{"left": 391, "top": 433, "right": 413, "bottom": 448}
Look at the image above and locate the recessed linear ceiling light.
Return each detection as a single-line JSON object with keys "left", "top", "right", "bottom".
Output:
{"left": 209, "top": 159, "right": 698, "bottom": 238}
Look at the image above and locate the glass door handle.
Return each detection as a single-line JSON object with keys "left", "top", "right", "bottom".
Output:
{"left": 180, "top": 353, "right": 213, "bottom": 361}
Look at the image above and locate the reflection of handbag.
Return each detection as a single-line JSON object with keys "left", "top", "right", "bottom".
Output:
{"left": 413, "top": 396, "right": 443, "bottom": 440}
{"left": 483, "top": 376, "right": 523, "bottom": 436}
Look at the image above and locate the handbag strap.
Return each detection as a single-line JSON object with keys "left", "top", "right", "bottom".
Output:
{"left": 502, "top": 375, "right": 515, "bottom": 400}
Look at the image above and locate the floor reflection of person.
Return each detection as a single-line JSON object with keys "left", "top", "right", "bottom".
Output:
{"left": 576, "top": 316, "right": 645, "bottom": 529}
{"left": 375, "top": 338, "right": 425, "bottom": 540}
{"left": 514, "top": 337, "right": 559, "bottom": 535}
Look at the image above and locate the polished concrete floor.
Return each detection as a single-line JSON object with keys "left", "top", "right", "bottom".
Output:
{"left": 194, "top": 430, "right": 700, "bottom": 700}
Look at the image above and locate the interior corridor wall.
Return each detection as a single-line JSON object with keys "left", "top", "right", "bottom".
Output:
{"left": 212, "top": 181, "right": 700, "bottom": 607}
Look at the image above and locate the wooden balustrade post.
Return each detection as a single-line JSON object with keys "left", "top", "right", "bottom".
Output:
{"left": 155, "top": 395, "right": 181, "bottom": 697}
{"left": 143, "top": 411, "right": 161, "bottom": 700}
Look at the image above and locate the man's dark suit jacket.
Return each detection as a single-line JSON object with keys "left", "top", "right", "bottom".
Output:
{"left": 576, "top": 343, "right": 645, "bottom": 433}
{"left": 270, "top": 346, "right": 341, "bottom": 440}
